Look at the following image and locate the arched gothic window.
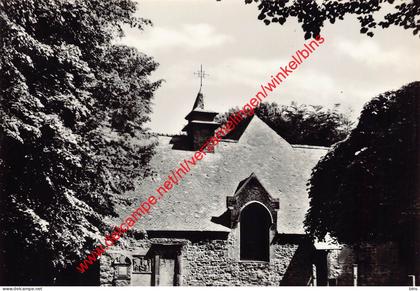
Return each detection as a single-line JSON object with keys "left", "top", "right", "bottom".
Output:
{"left": 240, "top": 202, "right": 271, "bottom": 261}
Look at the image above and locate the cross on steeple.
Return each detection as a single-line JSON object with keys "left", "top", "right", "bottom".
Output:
{"left": 194, "top": 64, "right": 209, "bottom": 91}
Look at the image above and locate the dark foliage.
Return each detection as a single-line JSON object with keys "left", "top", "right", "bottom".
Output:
{"left": 305, "top": 82, "right": 419, "bottom": 244}
{"left": 0, "top": 0, "right": 161, "bottom": 285}
{"left": 216, "top": 102, "right": 353, "bottom": 146}
{"left": 239, "top": 0, "right": 420, "bottom": 39}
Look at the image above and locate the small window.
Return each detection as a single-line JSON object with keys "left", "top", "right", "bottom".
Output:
{"left": 240, "top": 202, "right": 271, "bottom": 261}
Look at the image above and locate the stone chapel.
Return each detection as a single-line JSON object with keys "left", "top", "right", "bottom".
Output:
{"left": 96, "top": 88, "right": 337, "bottom": 286}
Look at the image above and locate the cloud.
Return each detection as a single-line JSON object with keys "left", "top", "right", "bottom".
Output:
{"left": 121, "top": 23, "right": 233, "bottom": 53}
{"left": 210, "top": 57, "right": 289, "bottom": 87}
{"left": 334, "top": 39, "right": 419, "bottom": 68}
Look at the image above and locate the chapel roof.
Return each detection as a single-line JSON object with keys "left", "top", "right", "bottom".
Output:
{"left": 113, "top": 116, "right": 328, "bottom": 235}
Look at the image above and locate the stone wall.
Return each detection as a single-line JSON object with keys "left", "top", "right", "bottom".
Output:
{"left": 326, "top": 247, "right": 355, "bottom": 286}
{"left": 99, "top": 232, "right": 313, "bottom": 286}
{"left": 99, "top": 239, "right": 153, "bottom": 286}
{"left": 326, "top": 241, "right": 416, "bottom": 286}
{"left": 183, "top": 239, "right": 299, "bottom": 286}
{"left": 357, "top": 241, "right": 411, "bottom": 286}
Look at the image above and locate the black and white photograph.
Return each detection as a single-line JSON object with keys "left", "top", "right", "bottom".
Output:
{"left": 0, "top": 0, "right": 419, "bottom": 288}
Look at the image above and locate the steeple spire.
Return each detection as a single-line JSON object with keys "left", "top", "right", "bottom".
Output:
{"left": 192, "top": 91, "right": 205, "bottom": 110}
{"left": 193, "top": 65, "right": 208, "bottom": 109}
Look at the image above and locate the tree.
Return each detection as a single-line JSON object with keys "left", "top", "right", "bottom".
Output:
{"left": 0, "top": 0, "right": 161, "bottom": 285}
{"left": 238, "top": 0, "right": 420, "bottom": 39}
{"left": 304, "top": 82, "right": 419, "bottom": 244}
{"left": 216, "top": 102, "right": 353, "bottom": 146}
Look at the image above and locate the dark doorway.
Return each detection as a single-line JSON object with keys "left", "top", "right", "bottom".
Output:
{"left": 150, "top": 244, "right": 181, "bottom": 286}
{"left": 240, "top": 202, "right": 271, "bottom": 261}
{"left": 315, "top": 250, "right": 328, "bottom": 286}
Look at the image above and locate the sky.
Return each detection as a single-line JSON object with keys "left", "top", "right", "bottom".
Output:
{"left": 120, "top": 0, "right": 420, "bottom": 134}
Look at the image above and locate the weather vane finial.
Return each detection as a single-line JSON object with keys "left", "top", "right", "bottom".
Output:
{"left": 194, "top": 64, "right": 209, "bottom": 92}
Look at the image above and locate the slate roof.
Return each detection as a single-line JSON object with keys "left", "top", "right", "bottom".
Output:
{"left": 116, "top": 116, "right": 328, "bottom": 235}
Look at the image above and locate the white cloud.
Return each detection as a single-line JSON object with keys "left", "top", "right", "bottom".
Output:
{"left": 121, "top": 23, "right": 233, "bottom": 53}
{"left": 334, "top": 39, "right": 419, "bottom": 68}
{"left": 210, "top": 57, "right": 289, "bottom": 87}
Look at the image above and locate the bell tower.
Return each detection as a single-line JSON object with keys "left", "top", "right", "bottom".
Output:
{"left": 182, "top": 65, "right": 220, "bottom": 151}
